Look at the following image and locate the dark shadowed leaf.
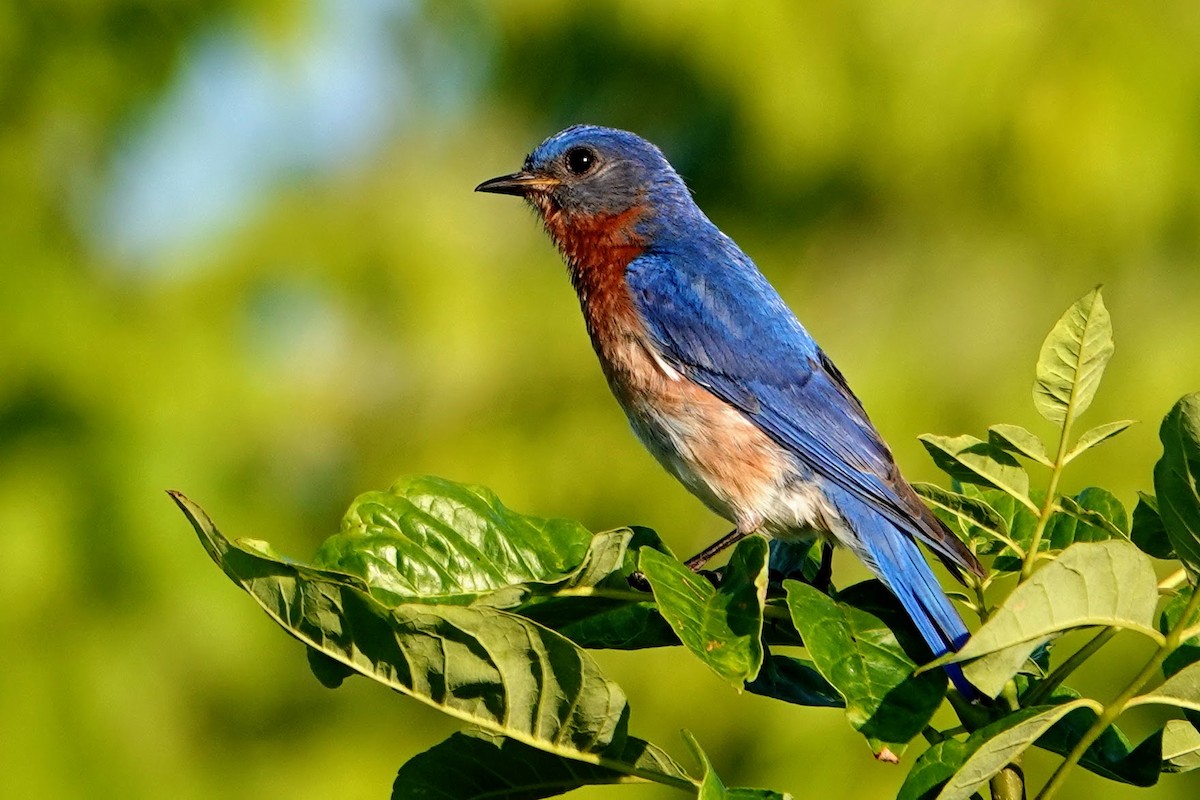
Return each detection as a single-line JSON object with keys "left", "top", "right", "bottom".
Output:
{"left": 174, "top": 492, "right": 642, "bottom": 766}
{"left": 1028, "top": 682, "right": 1164, "bottom": 786}
{"left": 1162, "top": 720, "right": 1200, "bottom": 773}
{"left": 1153, "top": 393, "right": 1200, "bottom": 577}
{"left": 935, "top": 701, "right": 1099, "bottom": 800}
{"left": 1132, "top": 493, "right": 1175, "bottom": 560}
{"left": 518, "top": 594, "right": 678, "bottom": 650}
{"left": 942, "top": 541, "right": 1160, "bottom": 697}
{"left": 1032, "top": 286, "right": 1114, "bottom": 426}
{"left": 1050, "top": 487, "right": 1129, "bottom": 547}
{"left": 958, "top": 485, "right": 1040, "bottom": 566}
{"left": 639, "top": 536, "right": 768, "bottom": 686}
{"left": 988, "top": 423, "right": 1052, "bottom": 466}
{"left": 514, "top": 527, "right": 681, "bottom": 650}
{"left": 919, "top": 434, "right": 1034, "bottom": 510}
{"left": 897, "top": 739, "right": 972, "bottom": 800}
{"left": 391, "top": 729, "right": 695, "bottom": 799}
{"left": 766, "top": 538, "right": 823, "bottom": 587}
{"left": 1159, "top": 586, "right": 1200, "bottom": 678}
{"left": 745, "top": 650, "right": 844, "bottom": 708}
{"left": 784, "top": 580, "right": 946, "bottom": 752}
{"left": 1064, "top": 420, "right": 1136, "bottom": 464}
{"left": 913, "top": 482, "right": 1008, "bottom": 550}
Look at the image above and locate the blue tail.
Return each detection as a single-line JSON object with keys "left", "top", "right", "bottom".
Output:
{"left": 827, "top": 487, "right": 979, "bottom": 700}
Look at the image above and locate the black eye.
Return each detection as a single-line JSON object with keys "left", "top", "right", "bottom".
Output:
{"left": 565, "top": 147, "right": 596, "bottom": 175}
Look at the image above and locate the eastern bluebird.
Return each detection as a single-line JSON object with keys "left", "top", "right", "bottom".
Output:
{"left": 477, "top": 125, "right": 983, "bottom": 695}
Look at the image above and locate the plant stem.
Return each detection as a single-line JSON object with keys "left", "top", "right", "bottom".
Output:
{"left": 1024, "top": 628, "right": 1118, "bottom": 706}
{"left": 990, "top": 759, "right": 1026, "bottom": 800}
{"left": 1159, "top": 568, "right": 1188, "bottom": 592}
{"left": 1036, "top": 583, "right": 1200, "bottom": 799}
{"left": 1021, "top": 420, "right": 1075, "bottom": 582}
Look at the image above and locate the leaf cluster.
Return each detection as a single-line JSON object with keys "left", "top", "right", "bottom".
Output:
{"left": 178, "top": 288, "right": 1200, "bottom": 799}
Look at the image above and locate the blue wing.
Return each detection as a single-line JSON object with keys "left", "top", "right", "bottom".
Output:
{"left": 624, "top": 244, "right": 978, "bottom": 577}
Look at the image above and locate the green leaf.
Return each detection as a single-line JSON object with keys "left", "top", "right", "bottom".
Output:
{"left": 1162, "top": 719, "right": 1200, "bottom": 773}
{"left": 174, "top": 492, "right": 638, "bottom": 765}
{"left": 1064, "top": 420, "right": 1136, "bottom": 464}
{"left": 391, "top": 729, "right": 696, "bottom": 799}
{"left": 518, "top": 593, "right": 678, "bottom": 650}
{"left": 766, "top": 538, "right": 823, "bottom": 586}
{"left": 745, "top": 650, "right": 844, "bottom": 708}
{"left": 913, "top": 482, "right": 1009, "bottom": 550}
{"left": 942, "top": 541, "right": 1161, "bottom": 697}
{"left": 919, "top": 434, "right": 1034, "bottom": 510}
{"left": 1032, "top": 286, "right": 1114, "bottom": 426}
{"left": 1132, "top": 493, "right": 1175, "bottom": 560}
{"left": 639, "top": 536, "right": 768, "bottom": 686}
{"left": 516, "top": 528, "right": 681, "bottom": 651}
{"left": 896, "top": 739, "right": 972, "bottom": 800}
{"left": 935, "top": 701, "right": 1099, "bottom": 800}
{"left": 784, "top": 580, "right": 946, "bottom": 751}
{"left": 988, "top": 423, "right": 1052, "bottom": 466}
{"left": 1153, "top": 393, "right": 1200, "bottom": 577}
{"left": 312, "top": 475, "right": 595, "bottom": 605}
{"left": 1028, "top": 683, "right": 1164, "bottom": 786}
{"left": 1129, "top": 661, "right": 1200, "bottom": 713}
{"left": 1050, "top": 488, "right": 1129, "bottom": 547}
{"left": 684, "top": 731, "right": 791, "bottom": 800}
{"left": 957, "top": 485, "right": 1039, "bottom": 566}
{"left": 1159, "top": 586, "right": 1200, "bottom": 678}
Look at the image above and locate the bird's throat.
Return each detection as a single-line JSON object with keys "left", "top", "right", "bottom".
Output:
{"left": 537, "top": 202, "right": 648, "bottom": 278}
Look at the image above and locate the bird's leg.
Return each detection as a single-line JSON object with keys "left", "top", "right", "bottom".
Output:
{"left": 813, "top": 541, "right": 834, "bottom": 593}
{"left": 684, "top": 527, "right": 749, "bottom": 571}
{"left": 627, "top": 527, "right": 751, "bottom": 592}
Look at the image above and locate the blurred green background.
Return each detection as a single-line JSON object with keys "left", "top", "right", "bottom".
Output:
{"left": 3, "top": 1, "right": 1199, "bottom": 798}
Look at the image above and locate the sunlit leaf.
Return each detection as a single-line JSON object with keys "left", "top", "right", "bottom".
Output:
{"left": 175, "top": 492, "right": 637, "bottom": 763}
{"left": 988, "top": 423, "right": 1052, "bottom": 466}
{"left": 312, "top": 475, "right": 594, "bottom": 604}
{"left": 391, "top": 729, "right": 695, "bottom": 799}
{"left": 941, "top": 541, "right": 1161, "bottom": 697}
{"left": 1162, "top": 720, "right": 1200, "bottom": 773}
{"left": 1128, "top": 662, "right": 1200, "bottom": 713}
{"left": 919, "top": 434, "right": 1034, "bottom": 510}
{"left": 935, "top": 701, "right": 1099, "bottom": 800}
{"left": 784, "top": 580, "right": 945, "bottom": 751}
{"left": 896, "top": 739, "right": 971, "bottom": 800}
{"left": 1132, "top": 493, "right": 1175, "bottom": 560}
{"left": 639, "top": 536, "right": 768, "bottom": 686}
{"left": 1064, "top": 420, "right": 1136, "bottom": 464}
{"left": 1154, "top": 393, "right": 1200, "bottom": 577}
{"left": 1032, "top": 286, "right": 1114, "bottom": 426}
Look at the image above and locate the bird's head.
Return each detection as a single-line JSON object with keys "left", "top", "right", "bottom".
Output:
{"left": 476, "top": 125, "right": 693, "bottom": 268}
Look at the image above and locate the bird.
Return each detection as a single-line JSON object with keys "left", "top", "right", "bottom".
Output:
{"left": 476, "top": 125, "right": 983, "bottom": 696}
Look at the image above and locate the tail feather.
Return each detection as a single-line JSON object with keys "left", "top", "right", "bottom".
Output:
{"left": 827, "top": 487, "right": 979, "bottom": 700}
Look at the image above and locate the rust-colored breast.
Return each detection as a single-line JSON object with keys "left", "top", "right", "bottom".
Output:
{"left": 539, "top": 202, "right": 650, "bottom": 378}
{"left": 536, "top": 199, "right": 797, "bottom": 528}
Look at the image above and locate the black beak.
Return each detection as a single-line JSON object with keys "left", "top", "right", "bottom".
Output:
{"left": 475, "top": 171, "right": 561, "bottom": 196}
